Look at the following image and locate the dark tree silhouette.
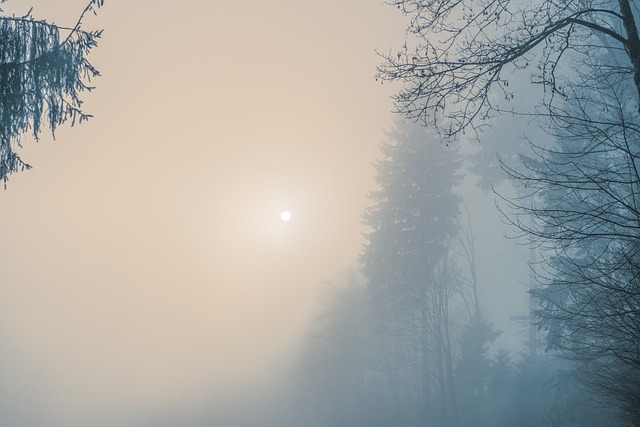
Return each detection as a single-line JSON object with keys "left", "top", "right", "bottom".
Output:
{"left": 378, "top": 0, "right": 640, "bottom": 138}
{"left": 0, "top": 0, "right": 104, "bottom": 183}
{"left": 500, "top": 75, "right": 640, "bottom": 423}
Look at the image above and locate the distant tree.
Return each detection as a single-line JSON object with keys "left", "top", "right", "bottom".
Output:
{"left": 293, "top": 270, "right": 396, "bottom": 427}
{"left": 454, "top": 315, "right": 499, "bottom": 424}
{"left": 0, "top": 0, "right": 104, "bottom": 183}
{"left": 452, "top": 204, "right": 501, "bottom": 427}
{"left": 379, "top": 1, "right": 640, "bottom": 421}
{"left": 361, "top": 120, "right": 462, "bottom": 311}
{"left": 377, "top": 0, "right": 640, "bottom": 139}
{"left": 508, "top": 355, "right": 618, "bottom": 427}
{"left": 361, "top": 120, "right": 463, "bottom": 426}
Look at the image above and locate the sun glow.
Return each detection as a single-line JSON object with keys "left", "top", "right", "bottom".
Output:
{"left": 280, "top": 211, "right": 292, "bottom": 222}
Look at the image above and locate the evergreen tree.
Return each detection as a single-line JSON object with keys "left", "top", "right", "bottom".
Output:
{"left": 361, "top": 120, "right": 463, "bottom": 426}
{"left": 0, "top": 0, "right": 104, "bottom": 183}
{"left": 293, "top": 271, "right": 395, "bottom": 427}
{"left": 362, "top": 121, "right": 461, "bottom": 307}
{"left": 500, "top": 63, "right": 640, "bottom": 422}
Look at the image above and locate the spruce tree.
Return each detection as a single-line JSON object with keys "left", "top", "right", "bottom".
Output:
{"left": 0, "top": 0, "right": 104, "bottom": 183}
{"left": 360, "top": 120, "right": 462, "bottom": 425}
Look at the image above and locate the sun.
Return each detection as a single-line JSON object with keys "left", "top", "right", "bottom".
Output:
{"left": 280, "top": 210, "right": 292, "bottom": 222}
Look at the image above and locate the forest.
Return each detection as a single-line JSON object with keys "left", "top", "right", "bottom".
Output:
{"left": 1, "top": 0, "right": 640, "bottom": 426}
{"left": 282, "top": 1, "right": 640, "bottom": 425}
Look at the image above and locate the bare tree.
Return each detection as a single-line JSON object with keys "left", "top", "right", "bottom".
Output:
{"left": 377, "top": 0, "right": 640, "bottom": 138}
{"left": 499, "top": 72, "right": 640, "bottom": 423}
{"left": 379, "top": 1, "right": 640, "bottom": 421}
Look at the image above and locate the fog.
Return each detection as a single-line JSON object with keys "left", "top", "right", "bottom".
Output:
{"left": 0, "top": 0, "right": 627, "bottom": 426}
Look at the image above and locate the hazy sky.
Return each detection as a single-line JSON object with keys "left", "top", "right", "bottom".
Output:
{"left": 0, "top": 1, "right": 527, "bottom": 426}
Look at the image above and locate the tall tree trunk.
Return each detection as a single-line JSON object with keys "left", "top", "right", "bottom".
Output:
{"left": 436, "top": 324, "right": 449, "bottom": 427}
{"left": 444, "top": 315, "right": 459, "bottom": 427}
{"left": 619, "top": 0, "right": 640, "bottom": 106}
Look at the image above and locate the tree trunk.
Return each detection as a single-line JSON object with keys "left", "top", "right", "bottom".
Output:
{"left": 619, "top": 0, "right": 640, "bottom": 106}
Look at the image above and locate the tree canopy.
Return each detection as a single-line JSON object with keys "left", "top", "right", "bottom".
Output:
{"left": 378, "top": 0, "right": 640, "bottom": 138}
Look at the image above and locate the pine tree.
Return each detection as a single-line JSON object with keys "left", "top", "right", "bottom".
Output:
{"left": 361, "top": 120, "right": 462, "bottom": 426}
{"left": 362, "top": 121, "right": 461, "bottom": 305}
{"left": 0, "top": 0, "right": 104, "bottom": 183}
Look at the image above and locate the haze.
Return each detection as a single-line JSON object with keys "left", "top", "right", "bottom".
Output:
{"left": 0, "top": 1, "right": 531, "bottom": 426}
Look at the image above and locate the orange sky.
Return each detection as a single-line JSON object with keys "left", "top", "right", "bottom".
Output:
{"left": 0, "top": 2, "right": 528, "bottom": 426}
{"left": 0, "top": 1, "right": 411, "bottom": 425}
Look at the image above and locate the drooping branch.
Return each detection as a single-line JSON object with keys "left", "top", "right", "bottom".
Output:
{"left": 0, "top": 0, "right": 104, "bottom": 184}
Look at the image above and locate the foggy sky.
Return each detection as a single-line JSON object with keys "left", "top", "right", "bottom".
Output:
{"left": 0, "top": 1, "right": 527, "bottom": 426}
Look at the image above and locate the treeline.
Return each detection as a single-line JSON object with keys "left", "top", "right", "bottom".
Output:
{"left": 363, "top": 0, "right": 640, "bottom": 425}
{"left": 293, "top": 274, "right": 614, "bottom": 427}
{"left": 290, "top": 122, "right": 619, "bottom": 427}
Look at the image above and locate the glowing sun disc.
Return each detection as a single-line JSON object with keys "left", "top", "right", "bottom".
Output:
{"left": 280, "top": 211, "right": 292, "bottom": 222}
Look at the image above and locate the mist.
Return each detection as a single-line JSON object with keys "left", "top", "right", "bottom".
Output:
{"left": 1, "top": 0, "right": 635, "bottom": 426}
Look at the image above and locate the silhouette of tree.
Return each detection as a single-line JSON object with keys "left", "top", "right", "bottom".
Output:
{"left": 378, "top": 0, "right": 640, "bottom": 138}
{"left": 361, "top": 120, "right": 463, "bottom": 426}
{"left": 0, "top": 0, "right": 104, "bottom": 183}
{"left": 500, "top": 73, "right": 640, "bottom": 423}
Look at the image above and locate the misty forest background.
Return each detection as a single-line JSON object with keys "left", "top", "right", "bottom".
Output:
{"left": 2, "top": 0, "right": 640, "bottom": 426}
